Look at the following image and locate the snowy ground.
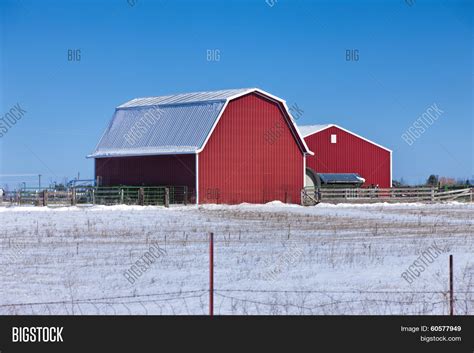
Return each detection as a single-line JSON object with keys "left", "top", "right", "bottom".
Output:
{"left": 0, "top": 202, "right": 472, "bottom": 315}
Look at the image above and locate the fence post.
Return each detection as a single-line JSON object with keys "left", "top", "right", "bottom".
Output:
{"left": 449, "top": 254, "right": 454, "bottom": 316}
{"left": 431, "top": 187, "right": 435, "bottom": 202}
{"left": 183, "top": 186, "right": 188, "bottom": 206}
{"left": 164, "top": 187, "right": 170, "bottom": 208}
{"left": 120, "top": 189, "right": 124, "bottom": 204}
{"left": 139, "top": 188, "right": 144, "bottom": 206}
{"left": 71, "top": 188, "right": 76, "bottom": 206}
{"left": 42, "top": 190, "right": 48, "bottom": 206}
{"left": 92, "top": 189, "right": 95, "bottom": 205}
{"left": 209, "top": 232, "right": 214, "bottom": 317}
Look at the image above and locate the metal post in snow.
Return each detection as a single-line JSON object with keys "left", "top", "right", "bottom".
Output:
{"left": 209, "top": 232, "right": 214, "bottom": 317}
{"left": 449, "top": 254, "right": 454, "bottom": 316}
{"left": 71, "top": 187, "right": 76, "bottom": 206}
{"left": 139, "top": 187, "right": 144, "bottom": 206}
{"left": 42, "top": 190, "right": 48, "bottom": 206}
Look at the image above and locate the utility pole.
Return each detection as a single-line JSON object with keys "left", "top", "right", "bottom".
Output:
{"left": 38, "top": 174, "right": 42, "bottom": 190}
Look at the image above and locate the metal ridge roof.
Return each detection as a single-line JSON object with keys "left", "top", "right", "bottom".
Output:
{"left": 88, "top": 101, "right": 225, "bottom": 158}
{"left": 88, "top": 88, "right": 312, "bottom": 158}
{"left": 117, "top": 88, "right": 255, "bottom": 109}
{"left": 318, "top": 173, "right": 365, "bottom": 183}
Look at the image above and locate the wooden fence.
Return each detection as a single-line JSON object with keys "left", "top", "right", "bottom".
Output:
{"left": 301, "top": 187, "right": 473, "bottom": 205}
{"left": 0, "top": 186, "right": 191, "bottom": 207}
{"left": 1, "top": 186, "right": 471, "bottom": 207}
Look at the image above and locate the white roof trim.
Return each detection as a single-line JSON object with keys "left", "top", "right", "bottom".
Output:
{"left": 88, "top": 149, "right": 197, "bottom": 158}
{"left": 196, "top": 88, "right": 314, "bottom": 155}
{"left": 389, "top": 150, "right": 393, "bottom": 187}
{"left": 301, "top": 124, "right": 392, "bottom": 153}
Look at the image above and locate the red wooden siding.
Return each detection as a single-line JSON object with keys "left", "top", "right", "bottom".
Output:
{"left": 95, "top": 154, "right": 196, "bottom": 191}
{"left": 198, "top": 93, "right": 304, "bottom": 204}
{"left": 304, "top": 126, "right": 391, "bottom": 188}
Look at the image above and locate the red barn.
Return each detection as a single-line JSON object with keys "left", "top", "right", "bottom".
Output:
{"left": 299, "top": 124, "right": 392, "bottom": 188}
{"left": 88, "top": 88, "right": 312, "bottom": 204}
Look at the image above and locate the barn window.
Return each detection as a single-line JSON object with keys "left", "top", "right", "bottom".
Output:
{"left": 331, "top": 134, "right": 337, "bottom": 143}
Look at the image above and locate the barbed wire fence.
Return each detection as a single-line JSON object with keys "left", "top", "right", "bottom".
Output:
{"left": 1, "top": 227, "right": 472, "bottom": 315}
{"left": 0, "top": 289, "right": 471, "bottom": 315}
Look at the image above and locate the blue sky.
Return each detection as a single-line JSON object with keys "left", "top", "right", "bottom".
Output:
{"left": 0, "top": 0, "right": 472, "bottom": 188}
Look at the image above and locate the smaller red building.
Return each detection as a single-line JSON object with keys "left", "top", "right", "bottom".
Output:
{"left": 300, "top": 124, "right": 392, "bottom": 188}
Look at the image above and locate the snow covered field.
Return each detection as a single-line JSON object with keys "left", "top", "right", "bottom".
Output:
{"left": 0, "top": 202, "right": 472, "bottom": 315}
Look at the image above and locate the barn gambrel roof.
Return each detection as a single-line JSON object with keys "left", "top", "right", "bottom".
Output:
{"left": 88, "top": 88, "right": 312, "bottom": 158}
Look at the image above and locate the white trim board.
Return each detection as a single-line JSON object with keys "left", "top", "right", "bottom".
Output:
{"left": 195, "top": 153, "right": 199, "bottom": 204}
{"left": 89, "top": 151, "right": 197, "bottom": 158}
{"left": 303, "top": 155, "right": 306, "bottom": 187}
{"left": 390, "top": 150, "right": 393, "bottom": 187}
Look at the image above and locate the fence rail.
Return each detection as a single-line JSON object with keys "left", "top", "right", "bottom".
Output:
{"left": 1, "top": 186, "right": 471, "bottom": 207}
{"left": 0, "top": 185, "right": 192, "bottom": 207}
{"left": 301, "top": 187, "right": 473, "bottom": 205}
